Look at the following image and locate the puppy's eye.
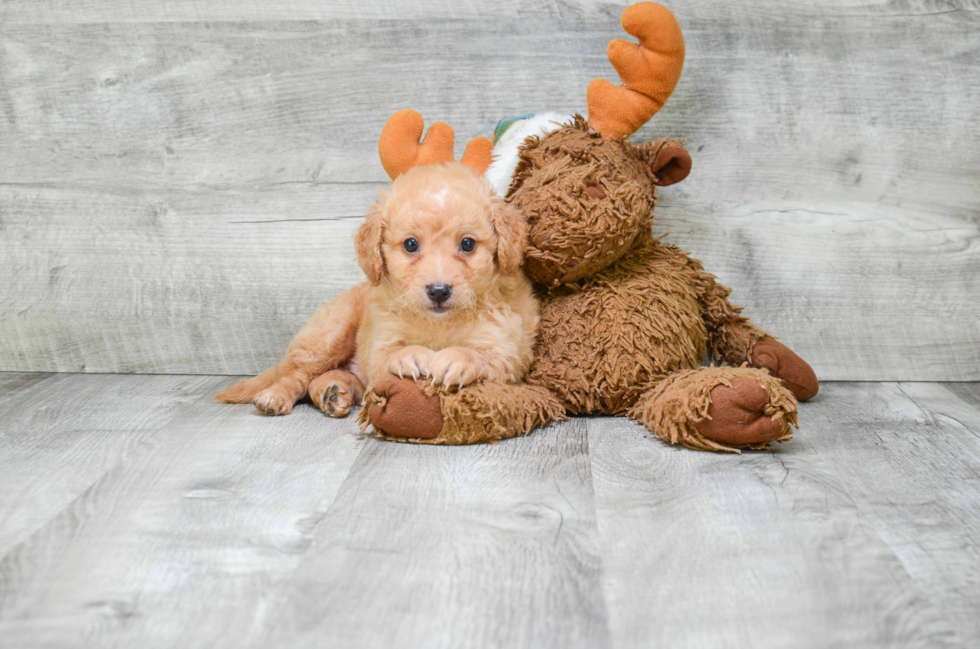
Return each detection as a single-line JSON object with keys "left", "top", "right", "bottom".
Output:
{"left": 460, "top": 237, "right": 476, "bottom": 253}
{"left": 403, "top": 238, "right": 419, "bottom": 253}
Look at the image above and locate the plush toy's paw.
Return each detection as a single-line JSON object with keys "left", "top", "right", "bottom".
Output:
{"left": 751, "top": 338, "right": 819, "bottom": 401}
{"left": 366, "top": 376, "right": 444, "bottom": 440}
{"left": 361, "top": 380, "right": 565, "bottom": 445}
{"left": 252, "top": 386, "right": 294, "bottom": 416}
{"left": 631, "top": 366, "right": 797, "bottom": 453}
{"left": 694, "top": 377, "right": 789, "bottom": 446}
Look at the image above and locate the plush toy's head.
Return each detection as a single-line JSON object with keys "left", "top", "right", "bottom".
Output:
{"left": 484, "top": 2, "right": 692, "bottom": 287}
{"left": 505, "top": 117, "right": 690, "bottom": 286}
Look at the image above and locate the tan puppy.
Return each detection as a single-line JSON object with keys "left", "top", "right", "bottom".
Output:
{"left": 215, "top": 162, "right": 538, "bottom": 418}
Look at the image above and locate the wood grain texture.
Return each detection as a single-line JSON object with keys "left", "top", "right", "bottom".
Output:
{"left": 587, "top": 382, "right": 980, "bottom": 648}
{"left": 0, "top": 380, "right": 366, "bottom": 648}
{"left": 0, "top": 372, "right": 227, "bottom": 557}
{"left": 811, "top": 382, "right": 980, "bottom": 646}
{"left": 1, "top": 1, "right": 978, "bottom": 378}
{"left": 0, "top": 0, "right": 595, "bottom": 23}
{"left": 255, "top": 419, "right": 609, "bottom": 648}
{"left": 3, "top": 0, "right": 977, "bottom": 22}
{"left": 0, "top": 374, "right": 979, "bottom": 647}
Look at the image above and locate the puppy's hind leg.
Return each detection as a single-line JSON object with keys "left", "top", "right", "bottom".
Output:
{"left": 310, "top": 369, "right": 365, "bottom": 418}
{"left": 216, "top": 283, "right": 371, "bottom": 416}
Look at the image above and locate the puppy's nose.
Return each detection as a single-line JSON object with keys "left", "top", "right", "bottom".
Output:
{"left": 425, "top": 283, "right": 453, "bottom": 304}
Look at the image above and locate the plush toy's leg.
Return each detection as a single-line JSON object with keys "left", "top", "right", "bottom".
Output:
{"left": 629, "top": 366, "right": 798, "bottom": 453}
{"left": 358, "top": 377, "right": 565, "bottom": 444}
{"left": 700, "top": 275, "right": 819, "bottom": 401}
{"left": 309, "top": 369, "right": 365, "bottom": 418}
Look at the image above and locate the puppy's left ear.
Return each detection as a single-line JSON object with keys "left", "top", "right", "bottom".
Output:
{"left": 354, "top": 196, "right": 386, "bottom": 285}
{"left": 489, "top": 194, "right": 527, "bottom": 276}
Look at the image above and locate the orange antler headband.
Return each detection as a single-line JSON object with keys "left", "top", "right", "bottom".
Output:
{"left": 378, "top": 109, "right": 494, "bottom": 180}
{"left": 587, "top": 2, "right": 685, "bottom": 140}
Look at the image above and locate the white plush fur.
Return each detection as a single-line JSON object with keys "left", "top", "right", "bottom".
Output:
{"left": 485, "top": 112, "right": 575, "bottom": 197}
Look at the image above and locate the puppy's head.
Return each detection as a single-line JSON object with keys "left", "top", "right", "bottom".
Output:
{"left": 354, "top": 163, "right": 526, "bottom": 316}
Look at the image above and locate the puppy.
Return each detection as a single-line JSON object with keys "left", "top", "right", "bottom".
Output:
{"left": 215, "top": 162, "right": 538, "bottom": 418}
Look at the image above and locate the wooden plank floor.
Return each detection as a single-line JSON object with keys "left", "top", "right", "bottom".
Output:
{"left": 1, "top": 375, "right": 979, "bottom": 648}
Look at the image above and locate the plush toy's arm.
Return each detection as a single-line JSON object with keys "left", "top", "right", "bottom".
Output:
{"left": 699, "top": 273, "right": 819, "bottom": 401}
{"left": 700, "top": 275, "right": 770, "bottom": 367}
{"left": 360, "top": 377, "right": 565, "bottom": 444}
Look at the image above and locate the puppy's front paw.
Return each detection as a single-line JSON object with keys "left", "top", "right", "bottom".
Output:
{"left": 429, "top": 349, "right": 480, "bottom": 388}
{"left": 253, "top": 387, "right": 294, "bottom": 416}
{"left": 386, "top": 346, "right": 434, "bottom": 381}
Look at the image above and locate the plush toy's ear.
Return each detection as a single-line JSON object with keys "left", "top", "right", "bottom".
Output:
{"left": 640, "top": 138, "right": 692, "bottom": 186}
{"left": 354, "top": 196, "right": 386, "bottom": 285}
{"left": 489, "top": 194, "right": 527, "bottom": 276}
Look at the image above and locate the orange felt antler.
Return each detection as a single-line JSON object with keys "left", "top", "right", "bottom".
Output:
{"left": 587, "top": 2, "right": 685, "bottom": 140}
{"left": 379, "top": 109, "right": 493, "bottom": 180}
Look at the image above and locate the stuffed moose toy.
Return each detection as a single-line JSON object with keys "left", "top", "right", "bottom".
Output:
{"left": 357, "top": 2, "right": 819, "bottom": 452}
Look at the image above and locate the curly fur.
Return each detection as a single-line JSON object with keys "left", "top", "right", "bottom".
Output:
{"left": 217, "top": 163, "right": 538, "bottom": 417}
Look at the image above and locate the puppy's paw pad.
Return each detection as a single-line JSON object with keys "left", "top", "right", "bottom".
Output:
{"left": 253, "top": 389, "right": 293, "bottom": 416}
{"left": 321, "top": 384, "right": 353, "bottom": 418}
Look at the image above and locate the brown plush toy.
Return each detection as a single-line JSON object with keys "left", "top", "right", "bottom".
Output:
{"left": 359, "top": 2, "right": 818, "bottom": 452}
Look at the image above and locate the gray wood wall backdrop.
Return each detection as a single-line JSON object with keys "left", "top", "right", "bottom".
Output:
{"left": 1, "top": 0, "right": 978, "bottom": 380}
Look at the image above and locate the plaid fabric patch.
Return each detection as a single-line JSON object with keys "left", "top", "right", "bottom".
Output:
{"left": 492, "top": 114, "right": 537, "bottom": 145}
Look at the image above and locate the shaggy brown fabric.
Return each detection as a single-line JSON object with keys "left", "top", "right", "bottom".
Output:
{"left": 510, "top": 116, "right": 660, "bottom": 287}
{"left": 629, "top": 366, "right": 797, "bottom": 453}
{"left": 751, "top": 338, "right": 820, "bottom": 401}
{"left": 435, "top": 382, "right": 566, "bottom": 444}
{"left": 700, "top": 278, "right": 771, "bottom": 367}
{"left": 527, "top": 233, "right": 707, "bottom": 415}
{"left": 360, "top": 379, "right": 565, "bottom": 445}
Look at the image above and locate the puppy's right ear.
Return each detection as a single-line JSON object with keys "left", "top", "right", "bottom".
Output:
{"left": 354, "top": 197, "right": 386, "bottom": 285}
{"left": 489, "top": 194, "right": 528, "bottom": 276}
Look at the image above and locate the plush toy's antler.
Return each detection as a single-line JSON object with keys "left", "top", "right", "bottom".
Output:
{"left": 379, "top": 109, "right": 494, "bottom": 180}
{"left": 587, "top": 2, "right": 685, "bottom": 140}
